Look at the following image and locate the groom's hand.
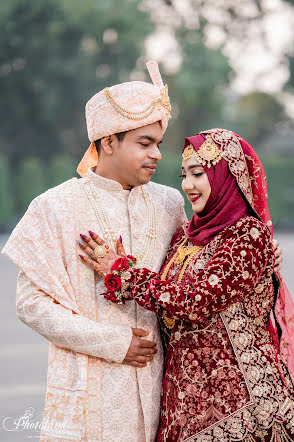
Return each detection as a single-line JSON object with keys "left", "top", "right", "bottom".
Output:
{"left": 122, "top": 328, "right": 157, "bottom": 368}
{"left": 272, "top": 239, "right": 282, "bottom": 273}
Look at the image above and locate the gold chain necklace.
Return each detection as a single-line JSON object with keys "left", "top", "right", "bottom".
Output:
{"left": 161, "top": 238, "right": 202, "bottom": 329}
{"left": 161, "top": 238, "right": 202, "bottom": 282}
{"left": 83, "top": 178, "right": 157, "bottom": 268}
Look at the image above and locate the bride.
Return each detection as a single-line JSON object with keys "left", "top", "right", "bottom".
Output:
{"left": 79, "top": 128, "right": 294, "bottom": 441}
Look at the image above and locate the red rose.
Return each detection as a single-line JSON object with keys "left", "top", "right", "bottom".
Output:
{"left": 105, "top": 273, "right": 122, "bottom": 292}
{"left": 104, "top": 292, "right": 123, "bottom": 304}
{"left": 127, "top": 255, "right": 137, "bottom": 264}
{"left": 111, "top": 256, "right": 129, "bottom": 272}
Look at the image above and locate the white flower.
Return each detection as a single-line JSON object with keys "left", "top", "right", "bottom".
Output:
{"left": 229, "top": 320, "right": 239, "bottom": 331}
{"left": 189, "top": 313, "right": 198, "bottom": 321}
{"left": 121, "top": 271, "right": 132, "bottom": 282}
{"left": 174, "top": 331, "right": 181, "bottom": 341}
{"left": 243, "top": 271, "right": 249, "bottom": 279}
{"left": 250, "top": 227, "right": 259, "bottom": 240}
{"left": 240, "top": 250, "right": 246, "bottom": 257}
{"left": 159, "top": 292, "right": 170, "bottom": 303}
{"left": 252, "top": 386, "right": 264, "bottom": 397}
{"left": 208, "top": 274, "right": 219, "bottom": 286}
{"left": 213, "top": 427, "right": 224, "bottom": 438}
{"left": 255, "top": 284, "right": 263, "bottom": 294}
{"left": 178, "top": 391, "right": 185, "bottom": 400}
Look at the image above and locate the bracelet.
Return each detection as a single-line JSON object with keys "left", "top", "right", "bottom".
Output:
{"left": 104, "top": 255, "right": 137, "bottom": 304}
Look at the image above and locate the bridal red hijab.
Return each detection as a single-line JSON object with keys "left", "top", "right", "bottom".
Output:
{"left": 182, "top": 128, "right": 294, "bottom": 382}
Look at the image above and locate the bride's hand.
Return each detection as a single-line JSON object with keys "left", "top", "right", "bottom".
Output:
{"left": 78, "top": 231, "right": 125, "bottom": 276}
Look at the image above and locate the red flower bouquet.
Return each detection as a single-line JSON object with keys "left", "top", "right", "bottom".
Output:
{"left": 102, "top": 255, "right": 137, "bottom": 304}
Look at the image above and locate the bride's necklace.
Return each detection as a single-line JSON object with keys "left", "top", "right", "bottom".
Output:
{"left": 161, "top": 237, "right": 202, "bottom": 283}
{"left": 83, "top": 178, "right": 157, "bottom": 268}
{"left": 160, "top": 237, "right": 202, "bottom": 329}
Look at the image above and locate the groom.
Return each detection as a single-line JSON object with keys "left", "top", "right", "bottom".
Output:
{"left": 2, "top": 60, "right": 282, "bottom": 442}
{"left": 2, "top": 61, "right": 187, "bottom": 442}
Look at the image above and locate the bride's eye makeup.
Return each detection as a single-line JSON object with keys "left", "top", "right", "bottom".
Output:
{"left": 179, "top": 172, "right": 204, "bottom": 178}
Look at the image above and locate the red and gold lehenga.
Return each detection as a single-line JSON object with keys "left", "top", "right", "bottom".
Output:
{"left": 103, "top": 129, "right": 294, "bottom": 441}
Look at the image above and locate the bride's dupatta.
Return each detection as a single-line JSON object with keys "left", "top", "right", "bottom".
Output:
{"left": 184, "top": 129, "right": 294, "bottom": 382}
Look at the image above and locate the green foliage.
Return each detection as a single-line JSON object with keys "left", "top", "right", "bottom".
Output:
{"left": 0, "top": 0, "right": 153, "bottom": 161}
{"left": 0, "top": 0, "right": 293, "bottom": 228}
{"left": 0, "top": 156, "right": 13, "bottom": 228}
{"left": 48, "top": 153, "right": 77, "bottom": 188}
{"left": 17, "top": 157, "right": 47, "bottom": 212}
{"left": 228, "top": 92, "right": 288, "bottom": 146}
{"left": 259, "top": 153, "right": 294, "bottom": 228}
{"left": 163, "top": 39, "right": 231, "bottom": 153}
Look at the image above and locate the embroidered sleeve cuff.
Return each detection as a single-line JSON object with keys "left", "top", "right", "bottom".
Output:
{"left": 98, "top": 323, "right": 133, "bottom": 364}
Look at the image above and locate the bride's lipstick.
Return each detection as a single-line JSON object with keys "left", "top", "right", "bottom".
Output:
{"left": 189, "top": 193, "right": 202, "bottom": 202}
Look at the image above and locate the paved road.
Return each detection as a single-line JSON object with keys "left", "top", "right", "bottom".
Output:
{"left": 0, "top": 233, "right": 294, "bottom": 440}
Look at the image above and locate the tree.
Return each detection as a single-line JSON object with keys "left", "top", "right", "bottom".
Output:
{"left": 48, "top": 153, "right": 77, "bottom": 187}
{"left": 0, "top": 0, "right": 153, "bottom": 163}
{"left": 17, "top": 157, "right": 46, "bottom": 212}
{"left": 0, "top": 156, "right": 14, "bottom": 229}
{"left": 227, "top": 92, "right": 289, "bottom": 146}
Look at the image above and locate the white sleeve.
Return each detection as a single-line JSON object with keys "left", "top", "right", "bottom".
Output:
{"left": 16, "top": 270, "right": 132, "bottom": 364}
{"left": 177, "top": 191, "right": 188, "bottom": 227}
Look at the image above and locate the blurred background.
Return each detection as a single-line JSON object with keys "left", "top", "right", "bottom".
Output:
{"left": 1, "top": 0, "right": 294, "bottom": 439}
{"left": 0, "top": 0, "right": 294, "bottom": 227}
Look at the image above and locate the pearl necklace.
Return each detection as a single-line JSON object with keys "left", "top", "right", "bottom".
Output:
{"left": 83, "top": 178, "right": 157, "bottom": 269}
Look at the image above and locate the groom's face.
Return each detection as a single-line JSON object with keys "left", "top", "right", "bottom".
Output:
{"left": 109, "top": 121, "right": 163, "bottom": 189}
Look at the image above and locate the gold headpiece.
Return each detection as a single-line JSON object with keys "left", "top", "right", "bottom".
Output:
{"left": 182, "top": 144, "right": 195, "bottom": 161}
{"left": 182, "top": 134, "right": 223, "bottom": 168}
{"left": 195, "top": 134, "right": 223, "bottom": 168}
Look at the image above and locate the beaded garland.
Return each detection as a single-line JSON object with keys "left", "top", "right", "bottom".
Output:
{"left": 83, "top": 178, "right": 158, "bottom": 269}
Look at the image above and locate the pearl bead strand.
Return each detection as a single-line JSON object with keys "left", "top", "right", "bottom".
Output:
{"left": 83, "top": 179, "right": 157, "bottom": 269}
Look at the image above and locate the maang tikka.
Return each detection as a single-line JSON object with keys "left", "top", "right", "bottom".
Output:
{"left": 182, "top": 134, "right": 223, "bottom": 168}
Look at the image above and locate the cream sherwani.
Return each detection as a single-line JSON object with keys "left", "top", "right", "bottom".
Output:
{"left": 2, "top": 169, "right": 186, "bottom": 441}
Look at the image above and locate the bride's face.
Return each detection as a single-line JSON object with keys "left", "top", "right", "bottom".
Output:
{"left": 181, "top": 156, "right": 211, "bottom": 213}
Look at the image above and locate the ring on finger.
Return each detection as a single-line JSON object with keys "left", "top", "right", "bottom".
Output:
{"left": 94, "top": 244, "right": 110, "bottom": 258}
